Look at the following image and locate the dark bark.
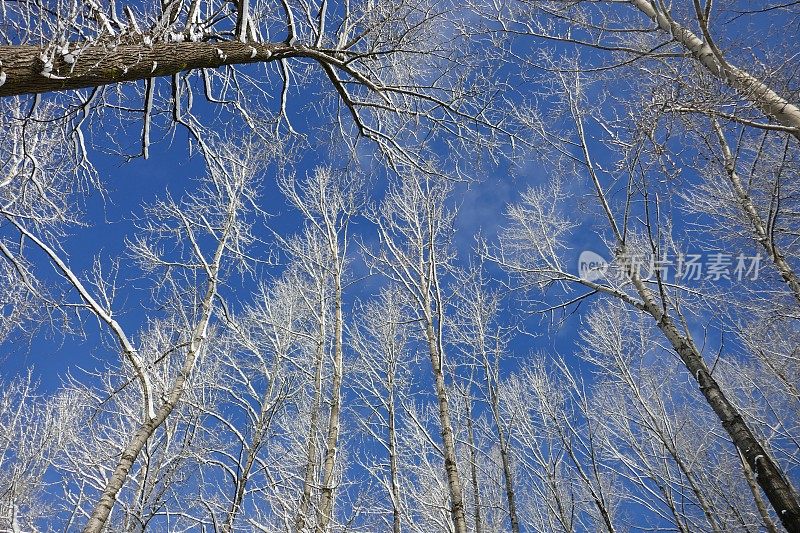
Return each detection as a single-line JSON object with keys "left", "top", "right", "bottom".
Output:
{"left": 0, "top": 40, "right": 331, "bottom": 97}
{"left": 629, "top": 271, "right": 800, "bottom": 533}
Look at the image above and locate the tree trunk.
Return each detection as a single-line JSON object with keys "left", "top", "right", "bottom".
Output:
{"left": 630, "top": 0, "right": 800, "bottom": 141}
{"left": 488, "top": 383, "right": 520, "bottom": 533}
{"left": 387, "top": 370, "right": 402, "bottom": 533}
{"left": 627, "top": 266, "right": 800, "bottom": 532}
{"left": 82, "top": 275, "right": 217, "bottom": 533}
{"left": 317, "top": 273, "right": 344, "bottom": 533}
{"left": 222, "top": 395, "right": 276, "bottom": 533}
{"left": 738, "top": 448, "right": 781, "bottom": 533}
{"left": 711, "top": 119, "right": 800, "bottom": 304}
{"left": 296, "top": 303, "right": 326, "bottom": 533}
{"left": 422, "top": 293, "right": 468, "bottom": 533}
{"left": 464, "top": 394, "right": 483, "bottom": 533}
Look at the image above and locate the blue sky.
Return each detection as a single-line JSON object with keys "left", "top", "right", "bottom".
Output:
{"left": 3, "top": 4, "right": 798, "bottom": 530}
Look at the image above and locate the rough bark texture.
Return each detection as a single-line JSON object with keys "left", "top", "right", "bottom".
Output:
{"left": 627, "top": 268, "right": 800, "bottom": 533}
{"left": 630, "top": 0, "right": 800, "bottom": 141}
{"left": 0, "top": 40, "right": 329, "bottom": 97}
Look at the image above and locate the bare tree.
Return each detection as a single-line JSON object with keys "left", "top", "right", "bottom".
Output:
{"left": 488, "top": 0, "right": 800, "bottom": 139}
{"left": 188, "top": 276, "right": 303, "bottom": 532}
{"left": 0, "top": 0, "right": 499, "bottom": 173}
{"left": 0, "top": 136, "right": 267, "bottom": 532}
{"left": 581, "top": 301, "right": 777, "bottom": 531}
{"left": 494, "top": 363, "right": 602, "bottom": 532}
{"left": 55, "top": 328, "right": 217, "bottom": 532}
{"left": 5, "top": 2, "right": 800, "bottom": 530}
{"left": 366, "top": 175, "right": 468, "bottom": 533}
{"left": 0, "top": 374, "right": 79, "bottom": 532}
{"left": 82, "top": 139, "right": 263, "bottom": 532}
{"left": 492, "top": 58, "right": 800, "bottom": 530}
{"left": 350, "top": 286, "right": 413, "bottom": 533}
{"left": 283, "top": 168, "right": 362, "bottom": 532}
{"left": 452, "top": 265, "right": 521, "bottom": 533}
{"left": 481, "top": 3, "right": 800, "bottom": 527}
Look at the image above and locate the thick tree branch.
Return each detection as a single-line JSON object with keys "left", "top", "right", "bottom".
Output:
{"left": 0, "top": 41, "right": 330, "bottom": 97}
{"left": 630, "top": 0, "right": 800, "bottom": 141}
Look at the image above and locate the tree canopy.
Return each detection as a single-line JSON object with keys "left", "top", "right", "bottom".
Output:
{"left": 1, "top": 1, "right": 800, "bottom": 532}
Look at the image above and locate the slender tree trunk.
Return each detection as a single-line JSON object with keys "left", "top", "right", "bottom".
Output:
{"left": 626, "top": 264, "right": 800, "bottom": 532}
{"left": 480, "top": 338, "right": 521, "bottom": 533}
{"left": 131, "top": 442, "right": 151, "bottom": 533}
{"left": 711, "top": 119, "right": 800, "bottom": 304}
{"left": 661, "top": 422, "right": 721, "bottom": 531}
{"left": 223, "top": 389, "right": 278, "bottom": 533}
{"left": 422, "top": 291, "right": 468, "bottom": 533}
{"left": 297, "top": 300, "right": 326, "bottom": 533}
{"left": 488, "top": 385, "right": 520, "bottom": 533}
{"left": 223, "top": 453, "right": 253, "bottom": 533}
{"left": 663, "top": 425, "right": 721, "bottom": 530}
{"left": 630, "top": 0, "right": 800, "bottom": 141}
{"left": 387, "top": 370, "right": 402, "bottom": 533}
{"left": 82, "top": 274, "right": 218, "bottom": 533}
{"left": 463, "top": 394, "right": 483, "bottom": 533}
{"left": 317, "top": 273, "right": 344, "bottom": 533}
{"left": 652, "top": 473, "right": 691, "bottom": 533}
{"left": 738, "top": 448, "right": 781, "bottom": 533}
{"left": 551, "top": 418, "right": 616, "bottom": 533}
